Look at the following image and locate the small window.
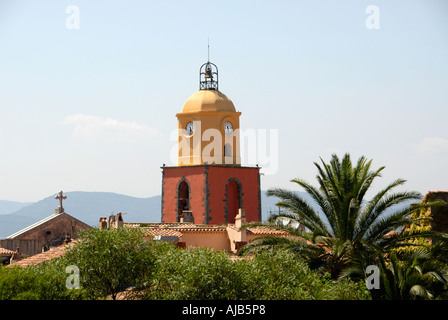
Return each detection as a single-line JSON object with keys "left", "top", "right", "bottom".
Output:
{"left": 224, "top": 143, "right": 232, "bottom": 157}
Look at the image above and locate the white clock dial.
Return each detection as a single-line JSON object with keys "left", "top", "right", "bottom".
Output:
{"left": 185, "top": 121, "right": 194, "bottom": 135}
{"left": 223, "top": 121, "right": 233, "bottom": 135}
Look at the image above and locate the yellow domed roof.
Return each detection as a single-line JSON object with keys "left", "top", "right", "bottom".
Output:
{"left": 181, "top": 90, "right": 236, "bottom": 113}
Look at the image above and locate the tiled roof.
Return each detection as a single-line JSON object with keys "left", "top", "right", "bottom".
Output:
{"left": 125, "top": 222, "right": 289, "bottom": 236}
{"left": 125, "top": 222, "right": 189, "bottom": 228}
{"left": 173, "top": 226, "right": 227, "bottom": 233}
{"left": 245, "top": 226, "right": 290, "bottom": 235}
{"left": 143, "top": 228, "right": 183, "bottom": 238}
{"left": 226, "top": 224, "right": 290, "bottom": 235}
{"left": 8, "top": 241, "right": 76, "bottom": 268}
{"left": 125, "top": 222, "right": 227, "bottom": 234}
{"left": 0, "top": 247, "right": 14, "bottom": 256}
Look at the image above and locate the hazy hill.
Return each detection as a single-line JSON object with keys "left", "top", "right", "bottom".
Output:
{"left": 0, "top": 192, "right": 162, "bottom": 239}
{"left": 0, "top": 190, "right": 300, "bottom": 239}
{"left": 0, "top": 200, "right": 33, "bottom": 215}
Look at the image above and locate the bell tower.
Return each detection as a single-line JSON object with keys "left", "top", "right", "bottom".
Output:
{"left": 161, "top": 59, "right": 261, "bottom": 225}
{"left": 176, "top": 61, "right": 241, "bottom": 166}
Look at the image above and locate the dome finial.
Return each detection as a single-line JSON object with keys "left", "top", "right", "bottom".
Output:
{"left": 199, "top": 38, "right": 218, "bottom": 90}
{"left": 199, "top": 60, "right": 218, "bottom": 91}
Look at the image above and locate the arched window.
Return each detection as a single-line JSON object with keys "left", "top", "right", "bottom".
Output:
{"left": 177, "top": 179, "right": 192, "bottom": 222}
{"left": 226, "top": 179, "right": 242, "bottom": 224}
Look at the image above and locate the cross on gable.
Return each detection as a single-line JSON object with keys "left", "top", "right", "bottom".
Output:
{"left": 55, "top": 190, "right": 67, "bottom": 214}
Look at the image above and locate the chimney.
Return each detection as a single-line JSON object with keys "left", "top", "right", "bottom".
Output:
{"left": 116, "top": 213, "right": 124, "bottom": 228}
{"left": 9, "top": 247, "right": 21, "bottom": 265}
{"left": 235, "top": 208, "right": 247, "bottom": 229}
{"left": 228, "top": 209, "right": 247, "bottom": 254}
{"left": 108, "top": 214, "right": 116, "bottom": 229}
{"left": 107, "top": 213, "right": 123, "bottom": 229}
{"left": 99, "top": 217, "right": 107, "bottom": 229}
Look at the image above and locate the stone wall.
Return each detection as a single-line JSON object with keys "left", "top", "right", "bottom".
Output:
{"left": 0, "top": 239, "right": 42, "bottom": 257}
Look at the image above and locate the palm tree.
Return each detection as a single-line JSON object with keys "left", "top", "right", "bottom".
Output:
{"left": 241, "top": 153, "right": 430, "bottom": 279}
{"left": 373, "top": 249, "right": 448, "bottom": 300}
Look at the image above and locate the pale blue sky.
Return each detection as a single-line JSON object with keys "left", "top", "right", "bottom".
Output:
{"left": 0, "top": 0, "right": 447, "bottom": 202}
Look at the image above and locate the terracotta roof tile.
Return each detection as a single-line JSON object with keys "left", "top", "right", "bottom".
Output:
{"left": 8, "top": 241, "right": 76, "bottom": 268}
{"left": 124, "top": 222, "right": 196, "bottom": 228}
{"left": 125, "top": 222, "right": 228, "bottom": 234}
{"left": 172, "top": 226, "right": 227, "bottom": 233}
{"left": 143, "top": 228, "right": 183, "bottom": 238}
{"left": 126, "top": 222, "right": 291, "bottom": 236}
{"left": 246, "top": 226, "right": 290, "bottom": 235}
{"left": 0, "top": 247, "right": 14, "bottom": 256}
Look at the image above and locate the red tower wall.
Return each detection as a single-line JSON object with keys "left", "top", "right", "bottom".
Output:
{"left": 207, "top": 166, "right": 261, "bottom": 225}
{"left": 161, "top": 166, "right": 206, "bottom": 224}
{"left": 161, "top": 165, "right": 261, "bottom": 225}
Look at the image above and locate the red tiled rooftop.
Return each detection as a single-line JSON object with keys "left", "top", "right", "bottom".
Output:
{"left": 143, "top": 228, "right": 184, "bottom": 238}
{"left": 0, "top": 247, "right": 14, "bottom": 256}
{"left": 8, "top": 241, "right": 76, "bottom": 268}
{"left": 125, "top": 222, "right": 290, "bottom": 236}
{"left": 245, "top": 226, "right": 290, "bottom": 235}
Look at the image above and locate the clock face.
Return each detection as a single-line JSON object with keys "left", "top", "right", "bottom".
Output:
{"left": 223, "top": 121, "right": 233, "bottom": 135}
{"left": 185, "top": 121, "right": 194, "bottom": 135}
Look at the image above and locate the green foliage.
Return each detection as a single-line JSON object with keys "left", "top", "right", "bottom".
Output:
{"left": 242, "top": 153, "right": 433, "bottom": 279}
{"left": 0, "top": 244, "right": 368, "bottom": 300}
{"left": 375, "top": 249, "right": 448, "bottom": 300}
{"left": 144, "top": 245, "right": 369, "bottom": 300}
{"left": 0, "top": 259, "right": 86, "bottom": 300}
{"left": 63, "top": 227, "right": 156, "bottom": 300}
{"left": 237, "top": 153, "right": 448, "bottom": 300}
{"left": 5, "top": 203, "right": 447, "bottom": 300}
{"left": 145, "top": 244, "right": 251, "bottom": 300}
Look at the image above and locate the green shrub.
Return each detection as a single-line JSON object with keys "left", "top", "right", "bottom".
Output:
{"left": 0, "top": 259, "right": 86, "bottom": 300}
{"left": 63, "top": 227, "right": 156, "bottom": 300}
{"left": 145, "top": 245, "right": 369, "bottom": 300}
{"left": 146, "top": 244, "right": 246, "bottom": 299}
{"left": 241, "top": 250, "right": 369, "bottom": 300}
{"left": 0, "top": 230, "right": 369, "bottom": 300}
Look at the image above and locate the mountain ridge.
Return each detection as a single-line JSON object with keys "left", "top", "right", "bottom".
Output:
{"left": 0, "top": 200, "right": 34, "bottom": 215}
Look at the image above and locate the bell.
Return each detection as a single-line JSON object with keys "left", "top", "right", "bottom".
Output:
{"left": 205, "top": 67, "right": 212, "bottom": 79}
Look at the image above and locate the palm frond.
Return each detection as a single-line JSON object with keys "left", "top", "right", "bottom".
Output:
{"left": 362, "top": 202, "right": 431, "bottom": 244}
{"left": 266, "top": 187, "right": 329, "bottom": 235}
{"left": 290, "top": 178, "right": 337, "bottom": 234}
{"left": 410, "top": 284, "right": 433, "bottom": 299}
{"left": 354, "top": 180, "right": 419, "bottom": 239}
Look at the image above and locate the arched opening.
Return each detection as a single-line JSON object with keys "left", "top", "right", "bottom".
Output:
{"left": 226, "top": 179, "right": 241, "bottom": 224}
{"left": 177, "top": 180, "right": 192, "bottom": 222}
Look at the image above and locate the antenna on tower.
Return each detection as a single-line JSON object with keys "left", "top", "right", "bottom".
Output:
{"left": 207, "top": 37, "right": 210, "bottom": 62}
